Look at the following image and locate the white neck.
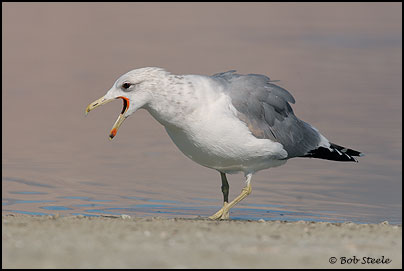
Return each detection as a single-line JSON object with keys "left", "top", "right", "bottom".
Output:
{"left": 145, "top": 74, "right": 200, "bottom": 129}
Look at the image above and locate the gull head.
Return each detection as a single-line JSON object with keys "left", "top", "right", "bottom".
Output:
{"left": 85, "top": 67, "right": 167, "bottom": 139}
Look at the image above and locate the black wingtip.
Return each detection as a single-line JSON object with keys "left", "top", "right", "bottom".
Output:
{"left": 301, "top": 143, "right": 363, "bottom": 162}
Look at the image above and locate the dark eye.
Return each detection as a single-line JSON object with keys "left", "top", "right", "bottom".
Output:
{"left": 122, "top": 82, "right": 132, "bottom": 90}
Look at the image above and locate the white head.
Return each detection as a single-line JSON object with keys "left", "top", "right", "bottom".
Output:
{"left": 85, "top": 67, "right": 167, "bottom": 139}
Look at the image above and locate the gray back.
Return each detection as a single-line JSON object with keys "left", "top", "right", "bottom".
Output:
{"left": 211, "top": 71, "right": 321, "bottom": 158}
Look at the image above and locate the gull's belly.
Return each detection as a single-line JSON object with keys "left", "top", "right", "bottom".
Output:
{"left": 164, "top": 122, "right": 288, "bottom": 174}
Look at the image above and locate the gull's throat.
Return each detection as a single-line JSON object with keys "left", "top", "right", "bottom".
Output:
{"left": 119, "top": 96, "right": 129, "bottom": 114}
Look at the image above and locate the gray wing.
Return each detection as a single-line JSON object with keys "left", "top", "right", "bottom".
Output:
{"left": 211, "top": 71, "right": 321, "bottom": 158}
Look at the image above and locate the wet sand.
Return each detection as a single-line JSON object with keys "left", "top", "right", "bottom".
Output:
{"left": 2, "top": 214, "right": 401, "bottom": 269}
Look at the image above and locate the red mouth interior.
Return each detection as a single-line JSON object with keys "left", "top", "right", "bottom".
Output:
{"left": 117, "top": 96, "right": 129, "bottom": 114}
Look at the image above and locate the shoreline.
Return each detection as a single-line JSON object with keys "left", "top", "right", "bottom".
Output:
{"left": 2, "top": 214, "right": 402, "bottom": 268}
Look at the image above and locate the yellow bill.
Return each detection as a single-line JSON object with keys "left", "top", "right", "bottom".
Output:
{"left": 85, "top": 96, "right": 130, "bottom": 139}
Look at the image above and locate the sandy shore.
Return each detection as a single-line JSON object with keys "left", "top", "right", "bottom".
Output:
{"left": 2, "top": 215, "right": 401, "bottom": 269}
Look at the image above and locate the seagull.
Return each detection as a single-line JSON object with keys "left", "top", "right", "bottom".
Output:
{"left": 85, "top": 67, "right": 363, "bottom": 220}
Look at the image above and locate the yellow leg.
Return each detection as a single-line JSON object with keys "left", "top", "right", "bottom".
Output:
{"left": 209, "top": 174, "right": 252, "bottom": 220}
{"left": 209, "top": 201, "right": 229, "bottom": 220}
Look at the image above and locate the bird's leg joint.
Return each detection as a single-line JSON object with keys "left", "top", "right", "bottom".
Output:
{"left": 242, "top": 184, "right": 252, "bottom": 195}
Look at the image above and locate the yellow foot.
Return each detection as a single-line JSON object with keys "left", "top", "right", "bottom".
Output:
{"left": 209, "top": 202, "right": 230, "bottom": 220}
{"left": 209, "top": 183, "right": 252, "bottom": 220}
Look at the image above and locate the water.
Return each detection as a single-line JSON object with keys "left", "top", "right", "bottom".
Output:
{"left": 2, "top": 3, "right": 402, "bottom": 224}
{"left": 1, "top": 192, "right": 366, "bottom": 223}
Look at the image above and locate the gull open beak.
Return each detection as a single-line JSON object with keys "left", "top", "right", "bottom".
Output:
{"left": 85, "top": 96, "right": 130, "bottom": 140}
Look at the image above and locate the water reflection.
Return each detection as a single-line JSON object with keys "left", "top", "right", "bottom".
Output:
{"left": 2, "top": 191, "right": 389, "bottom": 224}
